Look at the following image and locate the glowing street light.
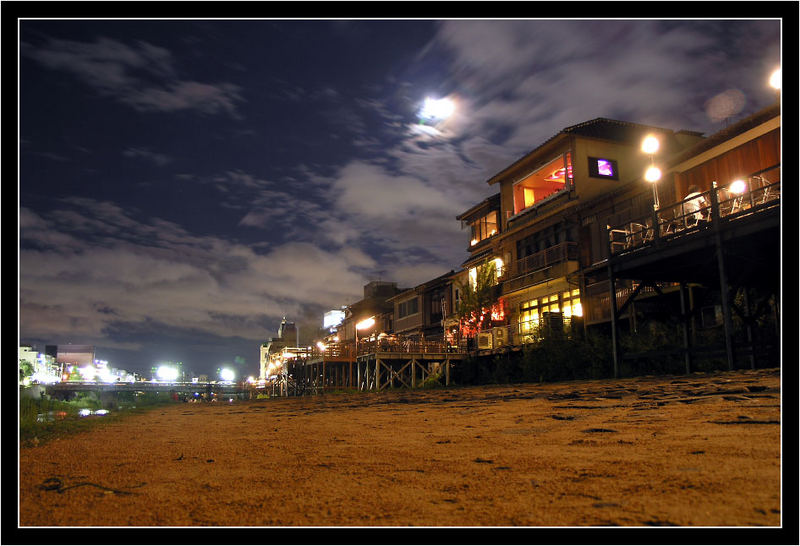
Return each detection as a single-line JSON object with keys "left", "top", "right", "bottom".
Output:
{"left": 729, "top": 179, "right": 747, "bottom": 194}
{"left": 356, "top": 317, "right": 376, "bottom": 331}
{"left": 769, "top": 68, "right": 781, "bottom": 91}
{"left": 641, "top": 135, "right": 660, "bottom": 155}
{"left": 642, "top": 135, "right": 661, "bottom": 210}
{"left": 219, "top": 368, "right": 235, "bottom": 382}
{"left": 644, "top": 166, "right": 662, "bottom": 183}
{"left": 355, "top": 316, "right": 376, "bottom": 357}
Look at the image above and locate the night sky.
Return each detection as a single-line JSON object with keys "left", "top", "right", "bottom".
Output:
{"left": 18, "top": 17, "right": 781, "bottom": 377}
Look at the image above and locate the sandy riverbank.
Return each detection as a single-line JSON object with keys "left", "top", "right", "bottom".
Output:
{"left": 19, "top": 368, "right": 781, "bottom": 527}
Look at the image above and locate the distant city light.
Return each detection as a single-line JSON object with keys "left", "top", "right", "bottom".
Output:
{"left": 220, "top": 368, "right": 235, "bottom": 382}
{"left": 79, "top": 365, "right": 97, "bottom": 382}
{"left": 316, "top": 341, "right": 327, "bottom": 352}
{"left": 156, "top": 365, "right": 179, "bottom": 382}
{"left": 419, "top": 97, "right": 455, "bottom": 122}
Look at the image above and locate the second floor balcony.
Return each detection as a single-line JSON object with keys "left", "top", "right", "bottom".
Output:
{"left": 503, "top": 241, "right": 579, "bottom": 294}
{"left": 515, "top": 241, "right": 579, "bottom": 277}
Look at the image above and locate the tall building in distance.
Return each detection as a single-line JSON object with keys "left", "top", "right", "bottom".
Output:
{"left": 54, "top": 345, "right": 96, "bottom": 367}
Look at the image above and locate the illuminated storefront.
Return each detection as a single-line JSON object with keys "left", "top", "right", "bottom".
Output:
{"left": 518, "top": 288, "right": 582, "bottom": 343}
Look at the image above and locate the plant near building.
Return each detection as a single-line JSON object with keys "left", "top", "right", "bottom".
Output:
{"left": 456, "top": 260, "right": 501, "bottom": 339}
{"left": 19, "top": 359, "right": 34, "bottom": 383}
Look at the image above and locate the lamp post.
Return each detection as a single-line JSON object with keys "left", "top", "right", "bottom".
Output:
{"left": 642, "top": 135, "right": 661, "bottom": 211}
{"left": 354, "top": 316, "right": 375, "bottom": 391}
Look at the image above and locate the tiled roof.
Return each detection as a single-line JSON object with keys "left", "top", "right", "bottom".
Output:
{"left": 562, "top": 117, "right": 674, "bottom": 142}
{"left": 456, "top": 192, "right": 501, "bottom": 221}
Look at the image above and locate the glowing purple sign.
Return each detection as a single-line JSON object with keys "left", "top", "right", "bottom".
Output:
{"left": 597, "top": 159, "right": 614, "bottom": 177}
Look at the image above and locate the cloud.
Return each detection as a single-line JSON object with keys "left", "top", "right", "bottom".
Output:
{"left": 428, "top": 20, "right": 780, "bottom": 154}
{"left": 123, "top": 147, "right": 172, "bottom": 166}
{"left": 19, "top": 201, "right": 376, "bottom": 362}
{"left": 22, "top": 36, "right": 244, "bottom": 116}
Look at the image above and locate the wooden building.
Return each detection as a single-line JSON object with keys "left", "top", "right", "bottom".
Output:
{"left": 389, "top": 270, "right": 455, "bottom": 341}
{"left": 457, "top": 117, "right": 705, "bottom": 348}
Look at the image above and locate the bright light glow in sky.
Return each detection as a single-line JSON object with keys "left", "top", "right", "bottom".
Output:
{"left": 420, "top": 96, "right": 455, "bottom": 121}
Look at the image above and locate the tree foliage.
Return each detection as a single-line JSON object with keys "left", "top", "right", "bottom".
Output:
{"left": 456, "top": 260, "right": 500, "bottom": 336}
{"left": 19, "top": 359, "right": 34, "bottom": 381}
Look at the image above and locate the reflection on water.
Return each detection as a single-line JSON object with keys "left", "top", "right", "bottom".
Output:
{"left": 36, "top": 409, "right": 111, "bottom": 422}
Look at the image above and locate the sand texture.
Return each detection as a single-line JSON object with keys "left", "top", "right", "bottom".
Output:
{"left": 19, "top": 368, "right": 781, "bottom": 527}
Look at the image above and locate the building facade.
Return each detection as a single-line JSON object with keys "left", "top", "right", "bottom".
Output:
{"left": 457, "top": 117, "right": 706, "bottom": 347}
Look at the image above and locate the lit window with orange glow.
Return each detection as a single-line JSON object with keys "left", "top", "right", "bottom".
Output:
{"left": 512, "top": 152, "right": 572, "bottom": 215}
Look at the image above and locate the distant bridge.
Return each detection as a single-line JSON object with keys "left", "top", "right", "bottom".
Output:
{"left": 44, "top": 381, "right": 254, "bottom": 398}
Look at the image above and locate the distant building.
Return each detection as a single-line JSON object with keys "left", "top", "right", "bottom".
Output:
{"left": 339, "top": 281, "right": 404, "bottom": 343}
{"left": 389, "top": 270, "right": 455, "bottom": 341}
{"left": 259, "top": 317, "right": 300, "bottom": 380}
{"left": 55, "top": 345, "right": 96, "bottom": 367}
{"left": 323, "top": 308, "right": 346, "bottom": 331}
{"left": 19, "top": 344, "right": 61, "bottom": 384}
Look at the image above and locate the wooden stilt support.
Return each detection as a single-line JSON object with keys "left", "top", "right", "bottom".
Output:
{"left": 606, "top": 225, "right": 621, "bottom": 379}
{"left": 742, "top": 288, "right": 755, "bottom": 369}
{"left": 710, "top": 182, "right": 735, "bottom": 371}
{"left": 679, "top": 282, "right": 692, "bottom": 374}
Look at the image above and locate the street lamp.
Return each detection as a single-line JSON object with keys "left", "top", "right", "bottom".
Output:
{"left": 641, "top": 135, "right": 660, "bottom": 155}
{"left": 642, "top": 135, "right": 661, "bottom": 210}
{"left": 355, "top": 316, "right": 376, "bottom": 357}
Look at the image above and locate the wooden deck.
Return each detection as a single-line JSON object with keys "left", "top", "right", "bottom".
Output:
{"left": 280, "top": 350, "right": 465, "bottom": 395}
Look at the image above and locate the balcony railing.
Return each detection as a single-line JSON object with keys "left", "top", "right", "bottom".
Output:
{"left": 515, "top": 241, "right": 579, "bottom": 276}
{"left": 608, "top": 166, "right": 780, "bottom": 255}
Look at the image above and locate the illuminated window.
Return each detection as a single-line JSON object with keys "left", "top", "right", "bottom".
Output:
{"left": 512, "top": 152, "right": 572, "bottom": 214}
{"left": 518, "top": 289, "right": 582, "bottom": 339}
{"left": 469, "top": 261, "right": 501, "bottom": 288}
{"left": 470, "top": 211, "right": 499, "bottom": 246}
{"left": 493, "top": 257, "right": 504, "bottom": 279}
{"left": 519, "top": 300, "right": 540, "bottom": 334}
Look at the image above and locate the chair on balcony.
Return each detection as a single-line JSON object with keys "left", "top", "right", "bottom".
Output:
{"left": 608, "top": 225, "right": 629, "bottom": 253}
{"left": 629, "top": 222, "right": 648, "bottom": 247}
{"left": 759, "top": 183, "right": 778, "bottom": 205}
